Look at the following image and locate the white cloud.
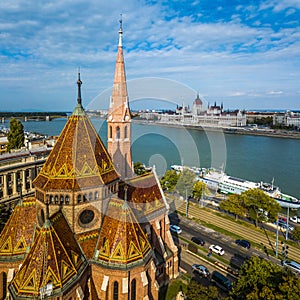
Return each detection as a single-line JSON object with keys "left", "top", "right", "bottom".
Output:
{"left": 0, "top": 0, "right": 299, "bottom": 111}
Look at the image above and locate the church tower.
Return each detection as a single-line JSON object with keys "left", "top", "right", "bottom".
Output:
{"left": 107, "top": 17, "right": 132, "bottom": 179}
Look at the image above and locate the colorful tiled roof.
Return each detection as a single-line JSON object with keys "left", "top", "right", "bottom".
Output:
{"left": 33, "top": 112, "right": 119, "bottom": 191}
{"left": 94, "top": 197, "right": 151, "bottom": 266}
{"left": 0, "top": 198, "right": 36, "bottom": 259}
{"left": 76, "top": 229, "right": 99, "bottom": 260}
{"left": 118, "top": 173, "right": 166, "bottom": 218}
{"left": 10, "top": 210, "right": 87, "bottom": 298}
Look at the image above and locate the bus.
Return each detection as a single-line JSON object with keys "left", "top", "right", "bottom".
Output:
{"left": 211, "top": 271, "right": 233, "bottom": 291}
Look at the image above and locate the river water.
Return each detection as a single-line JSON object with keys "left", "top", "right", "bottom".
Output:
{"left": 10, "top": 118, "right": 300, "bottom": 199}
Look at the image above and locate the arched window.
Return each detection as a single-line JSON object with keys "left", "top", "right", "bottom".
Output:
{"left": 54, "top": 195, "right": 58, "bottom": 204}
{"left": 131, "top": 279, "right": 136, "bottom": 300}
{"left": 109, "top": 126, "right": 112, "bottom": 138}
{"left": 116, "top": 126, "right": 120, "bottom": 139}
{"left": 49, "top": 195, "right": 53, "bottom": 204}
{"left": 77, "top": 195, "right": 82, "bottom": 203}
{"left": 124, "top": 126, "right": 128, "bottom": 139}
{"left": 65, "top": 195, "right": 70, "bottom": 205}
{"left": 113, "top": 281, "right": 118, "bottom": 300}
{"left": 60, "top": 195, "right": 64, "bottom": 204}
{"left": 89, "top": 192, "right": 93, "bottom": 201}
{"left": 94, "top": 191, "right": 99, "bottom": 200}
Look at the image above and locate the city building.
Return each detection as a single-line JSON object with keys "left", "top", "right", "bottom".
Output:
{"left": 273, "top": 111, "right": 300, "bottom": 128}
{"left": 159, "top": 98, "right": 246, "bottom": 127}
{"left": 0, "top": 20, "right": 178, "bottom": 299}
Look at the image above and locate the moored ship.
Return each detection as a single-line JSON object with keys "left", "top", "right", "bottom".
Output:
{"left": 171, "top": 165, "right": 300, "bottom": 209}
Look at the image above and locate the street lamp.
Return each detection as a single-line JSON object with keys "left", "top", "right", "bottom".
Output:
{"left": 185, "top": 189, "right": 189, "bottom": 218}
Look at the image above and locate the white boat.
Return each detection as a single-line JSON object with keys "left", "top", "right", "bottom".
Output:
{"left": 171, "top": 165, "right": 300, "bottom": 209}
{"left": 217, "top": 173, "right": 300, "bottom": 209}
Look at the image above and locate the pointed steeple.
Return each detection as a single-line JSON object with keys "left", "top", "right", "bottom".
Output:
{"left": 109, "top": 15, "right": 130, "bottom": 120}
{"left": 107, "top": 16, "right": 133, "bottom": 179}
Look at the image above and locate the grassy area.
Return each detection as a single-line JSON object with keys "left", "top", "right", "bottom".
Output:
{"left": 159, "top": 278, "right": 188, "bottom": 300}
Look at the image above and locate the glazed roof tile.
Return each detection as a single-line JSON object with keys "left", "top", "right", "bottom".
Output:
{"left": 10, "top": 210, "right": 87, "bottom": 297}
{"left": 118, "top": 173, "right": 166, "bottom": 217}
{"left": 0, "top": 198, "right": 36, "bottom": 259}
{"left": 94, "top": 197, "right": 151, "bottom": 266}
{"left": 33, "top": 114, "right": 119, "bottom": 191}
{"left": 76, "top": 229, "right": 99, "bottom": 260}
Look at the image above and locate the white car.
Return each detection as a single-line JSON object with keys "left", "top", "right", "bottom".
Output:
{"left": 170, "top": 225, "right": 182, "bottom": 234}
{"left": 209, "top": 244, "right": 225, "bottom": 256}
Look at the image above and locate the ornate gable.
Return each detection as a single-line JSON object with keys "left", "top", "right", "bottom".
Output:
{"left": 94, "top": 197, "right": 152, "bottom": 266}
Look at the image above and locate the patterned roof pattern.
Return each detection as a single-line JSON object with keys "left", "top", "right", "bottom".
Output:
{"left": 11, "top": 211, "right": 87, "bottom": 297}
{"left": 95, "top": 197, "right": 151, "bottom": 265}
{"left": 76, "top": 229, "right": 99, "bottom": 260}
{"left": 0, "top": 198, "right": 36, "bottom": 259}
{"left": 33, "top": 113, "right": 119, "bottom": 191}
{"left": 118, "top": 173, "right": 166, "bottom": 217}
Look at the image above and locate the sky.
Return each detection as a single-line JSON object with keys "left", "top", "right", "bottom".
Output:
{"left": 1, "top": 0, "right": 300, "bottom": 112}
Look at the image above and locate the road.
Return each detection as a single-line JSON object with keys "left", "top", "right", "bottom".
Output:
{"left": 167, "top": 196, "right": 300, "bottom": 264}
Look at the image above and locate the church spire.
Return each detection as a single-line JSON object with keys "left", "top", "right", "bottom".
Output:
{"left": 107, "top": 17, "right": 132, "bottom": 179}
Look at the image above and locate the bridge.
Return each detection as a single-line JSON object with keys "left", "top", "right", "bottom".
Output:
{"left": 0, "top": 112, "right": 70, "bottom": 123}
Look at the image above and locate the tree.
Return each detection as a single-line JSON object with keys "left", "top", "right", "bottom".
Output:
{"left": 133, "top": 162, "right": 148, "bottom": 175}
{"left": 291, "top": 227, "right": 300, "bottom": 243}
{"left": 186, "top": 279, "right": 219, "bottom": 300}
{"left": 242, "top": 188, "right": 280, "bottom": 227}
{"left": 219, "top": 194, "right": 247, "bottom": 221}
{"left": 193, "top": 181, "right": 210, "bottom": 202}
{"left": 160, "top": 170, "right": 179, "bottom": 192}
{"left": 229, "top": 256, "right": 300, "bottom": 299}
{"left": 175, "top": 168, "right": 196, "bottom": 198}
{"left": 0, "top": 204, "right": 11, "bottom": 233}
{"left": 7, "top": 118, "right": 24, "bottom": 151}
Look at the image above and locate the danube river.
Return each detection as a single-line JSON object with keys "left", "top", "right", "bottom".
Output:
{"left": 17, "top": 118, "right": 300, "bottom": 199}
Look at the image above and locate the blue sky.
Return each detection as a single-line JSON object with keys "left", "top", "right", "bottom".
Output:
{"left": 1, "top": 0, "right": 300, "bottom": 112}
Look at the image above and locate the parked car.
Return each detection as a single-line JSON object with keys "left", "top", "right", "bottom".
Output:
{"left": 235, "top": 239, "right": 251, "bottom": 249}
{"left": 211, "top": 271, "right": 233, "bottom": 291}
{"left": 192, "top": 264, "right": 210, "bottom": 277}
{"left": 278, "top": 221, "right": 294, "bottom": 231}
{"left": 282, "top": 260, "right": 300, "bottom": 274}
{"left": 170, "top": 225, "right": 182, "bottom": 234}
{"left": 191, "top": 237, "right": 205, "bottom": 246}
{"left": 279, "top": 216, "right": 287, "bottom": 223}
{"left": 290, "top": 215, "right": 300, "bottom": 224}
{"left": 209, "top": 244, "right": 225, "bottom": 256}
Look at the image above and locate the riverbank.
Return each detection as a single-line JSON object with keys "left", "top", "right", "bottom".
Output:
{"left": 132, "top": 119, "right": 300, "bottom": 139}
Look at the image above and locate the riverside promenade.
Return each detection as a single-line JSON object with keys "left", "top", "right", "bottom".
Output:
{"left": 167, "top": 196, "right": 300, "bottom": 264}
